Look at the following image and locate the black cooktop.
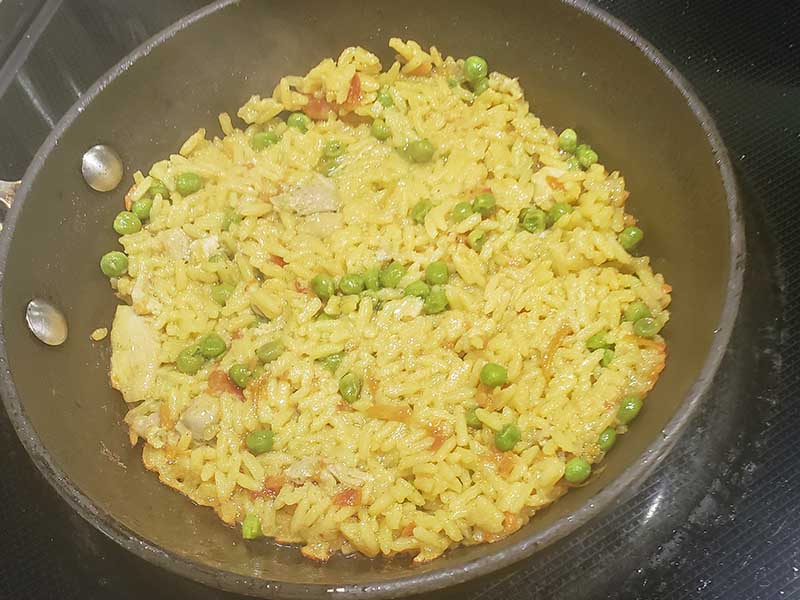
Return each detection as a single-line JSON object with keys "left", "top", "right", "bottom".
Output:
{"left": 1, "top": 1, "right": 798, "bottom": 599}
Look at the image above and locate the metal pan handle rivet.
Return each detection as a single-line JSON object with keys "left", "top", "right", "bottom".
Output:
{"left": 26, "top": 298, "right": 68, "bottom": 346}
{"left": 81, "top": 144, "right": 124, "bottom": 192}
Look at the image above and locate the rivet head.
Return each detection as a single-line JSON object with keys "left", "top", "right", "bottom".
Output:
{"left": 81, "top": 144, "right": 123, "bottom": 192}
{"left": 26, "top": 298, "right": 68, "bottom": 346}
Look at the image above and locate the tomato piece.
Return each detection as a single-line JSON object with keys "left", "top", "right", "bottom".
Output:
{"left": 124, "top": 184, "right": 136, "bottom": 210}
{"left": 251, "top": 475, "right": 285, "bottom": 499}
{"left": 207, "top": 370, "right": 243, "bottom": 399}
{"left": 346, "top": 74, "right": 362, "bottom": 105}
{"left": 333, "top": 487, "right": 362, "bottom": 507}
{"left": 304, "top": 96, "right": 334, "bottom": 120}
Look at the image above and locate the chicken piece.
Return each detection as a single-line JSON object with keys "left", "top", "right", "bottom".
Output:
{"left": 273, "top": 174, "right": 340, "bottom": 216}
{"left": 384, "top": 296, "right": 423, "bottom": 321}
{"left": 110, "top": 306, "right": 161, "bottom": 403}
{"left": 532, "top": 166, "right": 567, "bottom": 204}
{"left": 157, "top": 229, "right": 190, "bottom": 260}
{"left": 130, "top": 266, "right": 160, "bottom": 315}
{"left": 189, "top": 235, "right": 219, "bottom": 261}
{"left": 285, "top": 456, "right": 320, "bottom": 484}
{"left": 179, "top": 396, "right": 220, "bottom": 441}
{"left": 326, "top": 463, "right": 371, "bottom": 487}
{"left": 129, "top": 412, "right": 160, "bottom": 438}
{"left": 298, "top": 212, "right": 343, "bottom": 237}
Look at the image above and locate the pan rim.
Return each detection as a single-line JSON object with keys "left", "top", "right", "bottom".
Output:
{"left": 0, "top": 0, "right": 745, "bottom": 597}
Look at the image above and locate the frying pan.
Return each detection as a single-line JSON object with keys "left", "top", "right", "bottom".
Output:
{"left": 0, "top": 0, "right": 743, "bottom": 597}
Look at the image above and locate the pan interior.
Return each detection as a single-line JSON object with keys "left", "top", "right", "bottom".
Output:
{"left": 0, "top": 0, "right": 734, "bottom": 593}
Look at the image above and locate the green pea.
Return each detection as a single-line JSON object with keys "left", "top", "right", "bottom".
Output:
{"left": 339, "top": 273, "right": 365, "bottom": 295}
{"left": 209, "top": 253, "right": 227, "bottom": 264}
{"left": 547, "top": 202, "right": 573, "bottom": 226}
{"left": 472, "top": 77, "right": 490, "bottom": 95}
{"left": 464, "top": 55, "right": 489, "bottom": 82}
{"left": 425, "top": 261, "right": 449, "bottom": 285}
{"left": 494, "top": 422, "right": 521, "bottom": 452}
{"left": 323, "top": 139, "right": 345, "bottom": 158}
{"left": 147, "top": 179, "right": 170, "bottom": 199}
{"left": 222, "top": 208, "right": 242, "bottom": 231}
{"left": 618, "top": 395, "right": 643, "bottom": 424}
{"left": 131, "top": 197, "right": 153, "bottom": 221}
{"left": 251, "top": 365, "right": 265, "bottom": 381}
{"left": 600, "top": 349, "right": 615, "bottom": 367}
{"left": 377, "top": 86, "right": 394, "bottom": 107}
{"left": 467, "top": 229, "right": 486, "bottom": 251}
{"left": 317, "top": 352, "right": 344, "bottom": 374}
{"left": 100, "top": 251, "right": 128, "bottom": 277}
{"left": 287, "top": 112, "right": 310, "bottom": 133}
{"left": 451, "top": 201, "right": 473, "bottom": 223}
{"left": 249, "top": 314, "right": 269, "bottom": 327}
{"left": 564, "top": 457, "right": 591, "bottom": 484}
{"left": 361, "top": 291, "right": 384, "bottom": 311}
{"left": 586, "top": 331, "right": 612, "bottom": 351}
{"left": 311, "top": 274, "right": 336, "bottom": 301}
{"left": 423, "top": 286, "right": 449, "bottom": 314}
{"left": 256, "top": 340, "right": 284, "bottom": 363}
{"left": 624, "top": 301, "right": 652, "bottom": 322}
{"left": 633, "top": 317, "right": 661, "bottom": 338}
{"left": 407, "top": 139, "right": 435, "bottom": 163}
{"left": 519, "top": 207, "right": 546, "bottom": 233}
{"left": 176, "top": 344, "right": 204, "bottom": 374}
{"left": 113, "top": 211, "right": 142, "bottom": 235}
{"left": 338, "top": 372, "right": 362, "bottom": 403}
{"left": 598, "top": 427, "right": 617, "bottom": 452}
{"left": 175, "top": 172, "right": 203, "bottom": 196}
{"left": 241, "top": 513, "right": 262, "bottom": 539}
{"left": 199, "top": 333, "right": 227, "bottom": 358}
{"left": 558, "top": 128, "right": 578, "bottom": 153}
{"left": 321, "top": 158, "right": 342, "bottom": 178}
{"left": 566, "top": 157, "right": 580, "bottom": 171}
{"left": 251, "top": 131, "right": 279, "bottom": 151}
{"left": 465, "top": 406, "right": 482, "bottom": 428}
{"left": 404, "top": 280, "right": 430, "bottom": 299}
{"left": 364, "top": 267, "right": 381, "bottom": 291}
{"left": 471, "top": 192, "right": 496, "bottom": 216}
{"left": 379, "top": 262, "right": 406, "bottom": 288}
{"left": 371, "top": 118, "right": 391, "bottom": 141}
{"left": 246, "top": 428, "right": 274, "bottom": 455}
{"left": 619, "top": 226, "right": 644, "bottom": 251}
{"left": 411, "top": 199, "right": 433, "bottom": 224}
{"left": 480, "top": 362, "right": 508, "bottom": 387}
{"left": 228, "top": 363, "right": 252, "bottom": 388}
{"left": 317, "top": 155, "right": 342, "bottom": 178}
{"left": 211, "top": 282, "right": 235, "bottom": 306}
{"left": 395, "top": 143, "right": 414, "bottom": 162}
{"left": 575, "top": 144, "right": 598, "bottom": 169}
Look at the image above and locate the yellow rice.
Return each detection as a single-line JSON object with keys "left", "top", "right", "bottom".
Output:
{"left": 106, "top": 39, "right": 670, "bottom": 563}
